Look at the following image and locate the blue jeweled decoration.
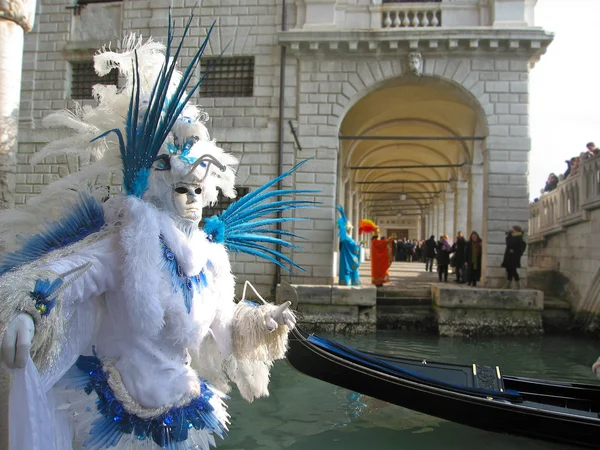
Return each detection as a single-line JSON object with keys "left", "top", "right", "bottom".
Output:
{"left": 29, "top": 277, "right": 63, "bottom": 316}
{"left": 75, "top": 353, "right": 227, "bottom": 449}
{"left": 159, "top": 234, "right": 208, "bottom": 314}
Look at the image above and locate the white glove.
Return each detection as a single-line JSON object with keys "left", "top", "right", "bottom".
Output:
{"left": 1, "top": 313, "right": 35, "bottom": 369}
{"left": 265, "top": 301, "right": 296, "bottom": 332}
{"left": 592, "top": 356, "right": 600, "bottom": 379}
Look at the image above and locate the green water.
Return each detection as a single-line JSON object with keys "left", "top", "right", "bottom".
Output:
{"left": 219, "top": 331, "right": 599, "bottom": 450}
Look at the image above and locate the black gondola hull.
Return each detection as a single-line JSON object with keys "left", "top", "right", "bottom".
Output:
{"left": 286, "top": 328, "right": 600, "bottom": 448}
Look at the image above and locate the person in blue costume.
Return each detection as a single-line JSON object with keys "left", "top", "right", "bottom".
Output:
{"left": 337, "top": 206, "right": 361, "bottom": 286}
{"left": 0, "top": 16, "right": 316, "bottom": 450}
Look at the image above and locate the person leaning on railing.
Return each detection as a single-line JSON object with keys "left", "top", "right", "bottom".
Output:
{"left": 585, "top": 142, "right": 599, "bottom": 158}
{"left": 543, "top": 173, "right": 559, "bottom": 193}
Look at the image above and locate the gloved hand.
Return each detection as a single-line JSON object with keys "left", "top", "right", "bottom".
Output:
{"left": 265, "top": 301, "right": 296, "bottom": 332}
{"left": 0, "top": 313, "right": 35, "bottom": 369}
{"left": 592, "top": 356, "right": 600, "bottom": 379}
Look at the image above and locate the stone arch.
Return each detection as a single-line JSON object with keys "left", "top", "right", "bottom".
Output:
{"left": 333, "top": 61, "right": 490, "bottom": 134}
{"left": 335, "top": 61, "right": 496, "bottom": 283}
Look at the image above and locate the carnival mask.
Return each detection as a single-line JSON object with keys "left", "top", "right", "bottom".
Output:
{"left": 145, "top": 143, "right": 233, "bottom": 226}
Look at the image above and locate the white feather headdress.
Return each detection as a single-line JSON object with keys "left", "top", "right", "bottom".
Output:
{"left": 0, "top": 21, "right": 239, "bottom": 248}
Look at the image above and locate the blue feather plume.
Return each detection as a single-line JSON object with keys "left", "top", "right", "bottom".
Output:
{"left": 0, "top": 193, "right": 106, "bottom": 276}
{"left": 95, "top": 11, "right": 217, "bottom": 198}
{"left": 203, "top": 159, "right": 320, "bottom": 274}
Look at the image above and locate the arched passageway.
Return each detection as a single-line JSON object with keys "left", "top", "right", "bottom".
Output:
{"left": 337, "top": 76, "right": 489, "bottom": 279}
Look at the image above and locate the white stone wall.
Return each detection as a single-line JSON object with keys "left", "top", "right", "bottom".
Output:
{"left": 528, "top": 208, "right": 600, "bottom": 309}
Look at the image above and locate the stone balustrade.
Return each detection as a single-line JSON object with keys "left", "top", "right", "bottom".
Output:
{"left": 381, "top": 3, "right": 442, "bottom": 29}
{"left": 529, "top": 154, "right": 600, "bottom": 242}
{"left": 292, "top": 0, "right": 536, "bottom": 31}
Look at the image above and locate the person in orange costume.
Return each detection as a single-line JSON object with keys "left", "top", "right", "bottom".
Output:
{"left": 371, "top": 229, "right": 393, "bottom": 286}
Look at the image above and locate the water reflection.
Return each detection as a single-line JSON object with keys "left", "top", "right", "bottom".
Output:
{"left": 220, "top": 331, "right": 598, "bottom": 450}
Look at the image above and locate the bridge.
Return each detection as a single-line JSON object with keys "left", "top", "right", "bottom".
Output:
{"left": 528, "top": 153, "right": 600, "bottom": 332}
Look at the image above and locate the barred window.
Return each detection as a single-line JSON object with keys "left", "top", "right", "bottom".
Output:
{"left": 199, "top": 57, "right": 254, "bottom": 98}
{"left": 202, "top": 187, "right": 251, "bottom": 219}
{"left": 70, "top": 61, "right": 118, "bottom": 100}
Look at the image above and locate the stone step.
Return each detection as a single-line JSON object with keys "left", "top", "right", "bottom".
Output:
{"left": 377, "top": 297, "right": 431, "bottom": 306}
{"left": 378, "top": 304, "right": 434, "bottom": 313}
{"left": 544, "top": 296, "right": 571, "bottom": 311}
{"left": 377, "top": 289, "right": 432, "bottom": 299}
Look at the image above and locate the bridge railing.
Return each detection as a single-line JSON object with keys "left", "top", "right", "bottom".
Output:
{"left": 529, "top": 154, "right": 600, "bottom": 242}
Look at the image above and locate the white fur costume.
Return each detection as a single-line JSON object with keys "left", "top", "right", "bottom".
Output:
{"left": 0, "top": 24, "right": 304, "bottom": 450}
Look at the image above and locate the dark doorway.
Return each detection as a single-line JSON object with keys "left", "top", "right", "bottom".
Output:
{"left": 388, "top": 228, "right": 409, "bottom": 240}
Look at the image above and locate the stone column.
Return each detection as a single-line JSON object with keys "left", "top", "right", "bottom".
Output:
{"left": 437, "top": 199, "right": 445, "bottom": 237}
{"left": 456, "top": 181, "right": 469, "bottom": 235}
{"left": 470, "top": 165, "right": 484, "bottom": 235}
{"left": 432, "top": 202, "right": 439, "bottom": 238}
{"left": 352, "top": 192, "right": 358, "bottom": 239}
{"left": 445, "top": 191, "right": 455, "bottom": 239}
{"left": 0, "top": 0, "right": 35, "bottom": 209}
{"left": 0, "top": 0, "right": 37, "bottom": 446}
{"left": 346, "top": 189, "right": 353, "bottom": 227}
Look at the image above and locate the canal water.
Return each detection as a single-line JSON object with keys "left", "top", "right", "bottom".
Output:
{"left": 219, "top": 331, "right": 599, "bottom": 450}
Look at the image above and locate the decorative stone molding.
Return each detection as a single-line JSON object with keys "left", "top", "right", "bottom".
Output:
{"left": 296, "top": 0, "right": 339, "bottom": 30}
{"left": 279, "top": 29, "right": 552, "bottom": 64}
{"left": 0, "top": 0, "right": 36, "bottom": 32}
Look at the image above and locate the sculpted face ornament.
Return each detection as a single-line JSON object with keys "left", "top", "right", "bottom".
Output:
{"left": 408, "top": 52, "right": 423, "bottom": 77}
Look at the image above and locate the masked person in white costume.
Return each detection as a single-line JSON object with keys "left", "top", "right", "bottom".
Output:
{"left": 0, "top": 18, "right": 314, "bottom": 450}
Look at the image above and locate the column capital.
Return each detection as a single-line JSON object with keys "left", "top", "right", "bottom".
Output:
{"left": 0, "top": 0, "right": 37, "bottom": 32}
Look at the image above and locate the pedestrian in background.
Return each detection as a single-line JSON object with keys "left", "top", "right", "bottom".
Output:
{"left": 502, "top": 225, "right": 527, "bottom": 289}
{"left": 451, "top": 231, "right": 467, "bottom": 283}
{"left": 465, "top": 231, "right": 483, "bottom": 287}
{"left": 437, "top": 235, "right": 451, "bottom": 282}
{"left": 424, "top": 235, "right": 437, "bottom": 272}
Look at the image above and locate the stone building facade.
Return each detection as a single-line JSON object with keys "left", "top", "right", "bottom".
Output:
{"left": 15, "top": 0, "right": 552, "bottom": 293}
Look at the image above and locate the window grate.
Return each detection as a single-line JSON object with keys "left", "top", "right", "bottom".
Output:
{"left": 199, "top": 57, "right": 254, "bottom": 98}
{"left": 202, "top": 187, "right": 251, "bottom": 219}
{"left": 70, "top": 61, "right": 118, "bottom": 100}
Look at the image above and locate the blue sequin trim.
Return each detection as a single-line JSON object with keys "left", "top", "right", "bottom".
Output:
{"left": 75, "top": 353, "right": 227, "bottom": 449}
{"left": 29, "top": 278, "right": 63, "bottom": 316}
{"left": 159, "top": 234, "right": 208, "bottom": 313}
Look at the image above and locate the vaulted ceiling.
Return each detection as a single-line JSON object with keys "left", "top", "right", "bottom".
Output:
{"left": 340, "top": 77, "right": 487, "bottom": 215}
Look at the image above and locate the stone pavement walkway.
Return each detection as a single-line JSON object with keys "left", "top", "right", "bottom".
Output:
{"left": 359, "top": 260, "right": 447, "bottom": 289}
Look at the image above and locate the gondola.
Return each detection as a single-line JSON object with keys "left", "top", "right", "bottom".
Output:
{"left": 286, "top": 327, "right": 600, "bottom": 448}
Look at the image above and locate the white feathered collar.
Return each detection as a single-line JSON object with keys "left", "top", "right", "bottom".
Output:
{"left": 114, "top": 197, "right": 214, "bottom": 336}
{"left": 157, "top": 214, "right": 209, "bottom": 277}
